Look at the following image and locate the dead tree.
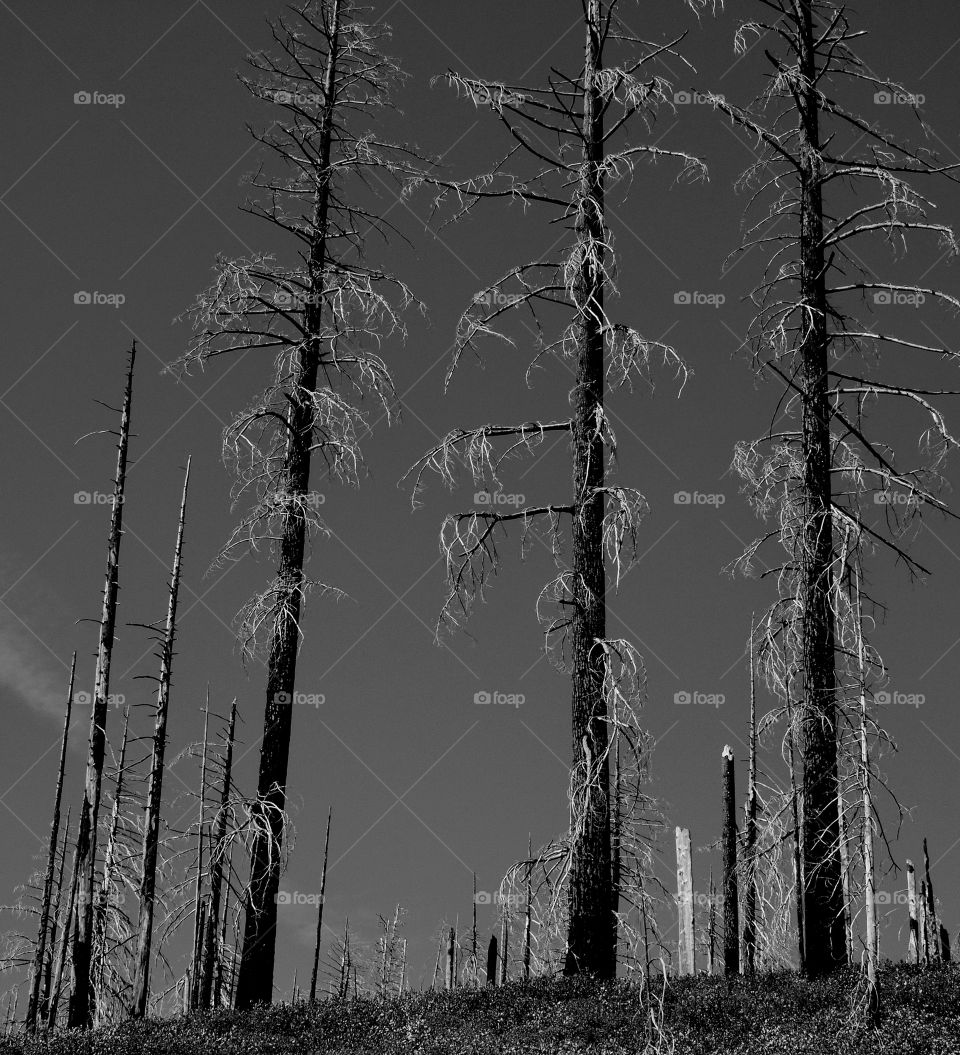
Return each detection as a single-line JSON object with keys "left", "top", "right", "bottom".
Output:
{"left": 721, "top": 746, "right": 739, "bottom": 977}
{"left": 307, "top": 807, "right": 332, "bottom": 1003}
{"left": 48, "top": 806, "right": 81, "bottom": 1028}
{"left": 408, "top": 0, "right": 710, "bottom": 979}
{"left": 69, "top": 343, "right": 136, "bottom": 1028}
{"left": 741, "top": 626, "right": 758, "bottom": 975}
{"left": 39, "top": 806, "right": 71, "bottom": 1024}
{"left": 93, "top": 704, "right": 132, "bottom": 1025}
{"left": 177, "top": 0, "right": 423, "bottom": 1005}
{"left": 199, "top": 698, "right": 239, "bottom": 1009}
{"left": 25, "top": 653, "right": 75, "bottom": 1031}
{"left": 717, "top": 0, "right": 960, "bottom": 975}
{"left": 189, "top": 690, "right": 211, "bottom": 1009}
{"left": 130, "top": 459, "right": 192, "bottom": 1019}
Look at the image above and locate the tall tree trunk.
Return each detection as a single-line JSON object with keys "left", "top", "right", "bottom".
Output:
{"left": 190, "top": 689, "right": 211, "bottom": 1009}
{"left": 93, "top": 704, "right": 130, "bottom": 1025}
{"left": 200, "top": 697, "right": 238, "bottom": 1009}
{"left": 307, "top": 807, "right": 331, "bottom": 1003}
{"left": 795, "top": 0, "right": 846, "bottom": 977}
{"left": 234, "top": 0, "right": 341, "bottom": 1007}
{"left": 40, "top": 806, "right": 71, "bottom": 1025}
{"left": 564, "top": 0, "right": 613, "bottom": 980}
{"left": 922, "top": 839, "right": 941, "bottom": 963}
{"left": 721, "top": 746, "right": 739, "bottom": 977}
{"left": 130, "top": 458, "right": 191, "bottom": 1018}
{"left": 785, "top": 694, "right": 806, "bottom": 971}
{"left": 742, "top": 625, "right": 758, "bottom": 975}
{"left": 69, "top": 343, "right": 136, "bottom": 1028}
{"left": 675, "top": 826, "right": 694, "bottom": 977}
{"left": 906, "top": 860, "right": 919, "bottom": 964}
{"left": 25, "top": 653, "right": 75, "bottom": 1031}
{"left": 48, "top": 811, "right": 81, "bottom": 1028}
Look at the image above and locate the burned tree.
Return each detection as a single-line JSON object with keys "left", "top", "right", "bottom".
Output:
{"left": 131, "top": 459, "right": 191, "bottom": 1018}
{"left": 69, "top": 344, "right": 136, "bottom": 1027}
{"left": 24, "top": 653, "right": 75, "bottom": 1031}
{"left": 408, "top": 0, "right": 710, "bottom": 979}
{"left": 178, "top": 0, "right": 423, "bottom": 1005}
{"left": 714, "top": 0, "right": 960, "bottom": 975}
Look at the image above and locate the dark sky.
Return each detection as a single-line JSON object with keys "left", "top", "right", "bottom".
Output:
{"left": 2, "top": 0, "right": 960, "bottom": 1000}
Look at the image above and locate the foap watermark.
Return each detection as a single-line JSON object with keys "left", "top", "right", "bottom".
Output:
{"left": 73, "top": 691, "right": 126, "bottom": 708}
{"left": 74, "top": 90, "right": 125, "bottom": 108}
{"left": 874, "top": 890, "right": 910, "bottom": 906}
{"left": 673, "top": 91, "right": 723, "bottom": 106}
{"left": 474, "top": 891, "right": 528, "bottom": 907}
{"left": 75, "top": 291, "right": 125, "bottom": 309}
{"left": 276, "top": 890, "right": 323, "bottom": 906}
{"left": 473, "top": 289, "right": 523, "bottom": 309}
{"left": 273, "top": 691, "right": 325, "bottom": 708}
{"left": 474, "top": 690, "right": 525, "bottom": 708}
{"left": 874, "top": 90, "right": 925, "bottom": 107}
{"left": 274, "top": 290, "right": 323, "bottom": 308}
{"left": 875, "top": 690, "right": 924, "bottom": 708}
{"left": 674, "top": 290, "right": 725, "bottom": 308}
{"left": 475, "top": 490, "right": 525, "bottom": 508}
{"left": 674, "top": 490, "right": 725, "bottom": 507}
{"left": 268, "top": 89, "right": 324, "bottom": 107}
{"left": 74, "top": 490, "right": 123, "bottom": 506}
{"left": 464, "top": 85, "right": 526, "bottom": 109}
{"left": 674, "top": 690, "right": 724, "bottom": 708}
{"left": 874, "top": 290, "right": 925, "bottom": 308}
{"left": 874, "top": 490, "right": 920, "bottom": 507}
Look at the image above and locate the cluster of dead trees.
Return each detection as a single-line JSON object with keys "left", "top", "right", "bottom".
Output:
{"left": 5, "top": 0, "right": 960, "bottom": 1030}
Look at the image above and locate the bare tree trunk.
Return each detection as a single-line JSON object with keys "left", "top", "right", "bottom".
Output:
{"left": 234, "top": 1, "right": 342, "bottom": 1008}
{"left": 200, "top": 697, "right": 238, "bottom": 1009}
{"left": 675, "top": 826, "right": 694, "bottom": 977}
{"left": 564, "top": 0, "right": 613, "bottom": 980}
{"left": 785, "top": 694, "right": 805, "bottom": 972}
{"left": 69, "top": 343, "right": 136, "bottom": 1028}
{"left": 837, "top": 779, "right": 853, "bottom": 964}
{"left": 48, "top": 815, "right": 81, "bottom": 1028}
{"left": 923, "top": 839, "right": 941, "bottom": 964}
{"left": 742, "top": 625, "right": 758, "bottom": 975}
{"left": 486, "top": 935, "right": 497, "bottom": 986}
{"left": 131, "top": 459, "right": 191, "bottom": 1018}
{"left": 26, "top": 653, "right": 75, "bottom": 1031}
{"left": 523, "top": 841, "right": 532, "bottom": 981}
{"left": 40, "top": 806, "right": 72, "bottom": 1025}
{"left": 308, "top": 807, "right": 332, "bottom": 1003}
{"left": 445, "top": 926, "right": 456, "bottom": 990}
{"left": 795, "top": 0, "right": 846, "bottom": 978}
{"left": 191, "top": 689, "right": 211, "bottom": 1009}
{"left": 498, "top": 914, "right": 509, "bottom": 985}
{"left": 906, "top": 860, "right": 918, "bottom": 964}
{"left": 707, "top": 869, "right": 716, "bottom": 975}
{"left": 721, "top": 746, "right": 739, "bottom": 977}
{"left": 94, "top": 704, "right": 131, "bottom": 1024}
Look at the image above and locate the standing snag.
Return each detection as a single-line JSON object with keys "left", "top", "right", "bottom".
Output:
{"left": 407, "top": 0, "right": 711, "bottom": 979}
{"left": 69, "top": 343, "right": 136, "bottom": 1028}
{"left": 176, "top": 0, "right": 424, "bottom": 1006}
{"left": 717, "top": 0, "right": 960, "bottom": 976}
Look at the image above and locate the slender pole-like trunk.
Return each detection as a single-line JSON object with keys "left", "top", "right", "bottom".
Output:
{"left": 445, "top": 926, "right": 455, "bottom": 990}
{"left": 675, "top": 826, "right": 694, "bottom": 976}
{"left": 215, "top": 849, "right": 233, "bottom": 1009}
{"left": 308, "top": 807, "right": 332, "bottom": 1003}
{"left": 26, "top": 654, "right": 75, "bottom": 1031}
{"left": 69, "top": 344, "right": 136, "bottom": 1028}
{"left": 707, "top": 869, "right": 716, "bottom": 975}
{"left": 742, "top": 624, "right": 758, "bottom": 975}
{"left": 565, "top": 0, "right": 613, "bottom": 979}
{"left": 48, "top": 815, "right": 82, "bottom": 1028}
{"left": 93, "top": 705, "right": 131, "bottom": 1024}
{"left": 486, "top": 935, "right": 497, "bottom": 986}
{"left": 794, "top": 0, "right": 846, "bottom": 977}
{"left": 234, "top": 0, "right": 341, "bottom": 1007}
{"left": 498, "top": 914, "right": 509, "bottom": 985}
{"left": 721, "top": 746, "right": 739, "bottom": 977}
{"left": 785, "top": 693, "right": 806, "bottom": 972}
{"left": 922, "top": 839, "right": 940, "bottom": 963}
{"left": 523, "top": 839, "right": 532, "bottom": 981}
{"left": 906, "top": 860, "right": 919, "bottom": 964}
{"left": 200, "top": 697, "right": 238, "bottom": 1009}
{"left": 191, "top": 689, "right": 210, "bottom": 1009}
{"left": 41, "top": 806, "right": 72, "bottom": 1024}
{"left": 837, "top": 778, "right": 853, "bottom": 963}
{"left": 130, "top": 459, "right": 191, "bottom": 1018}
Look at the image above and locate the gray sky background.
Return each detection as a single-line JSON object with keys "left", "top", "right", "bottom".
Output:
{"left": 2, "top": 0, "right": 960, "bottom": 997}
